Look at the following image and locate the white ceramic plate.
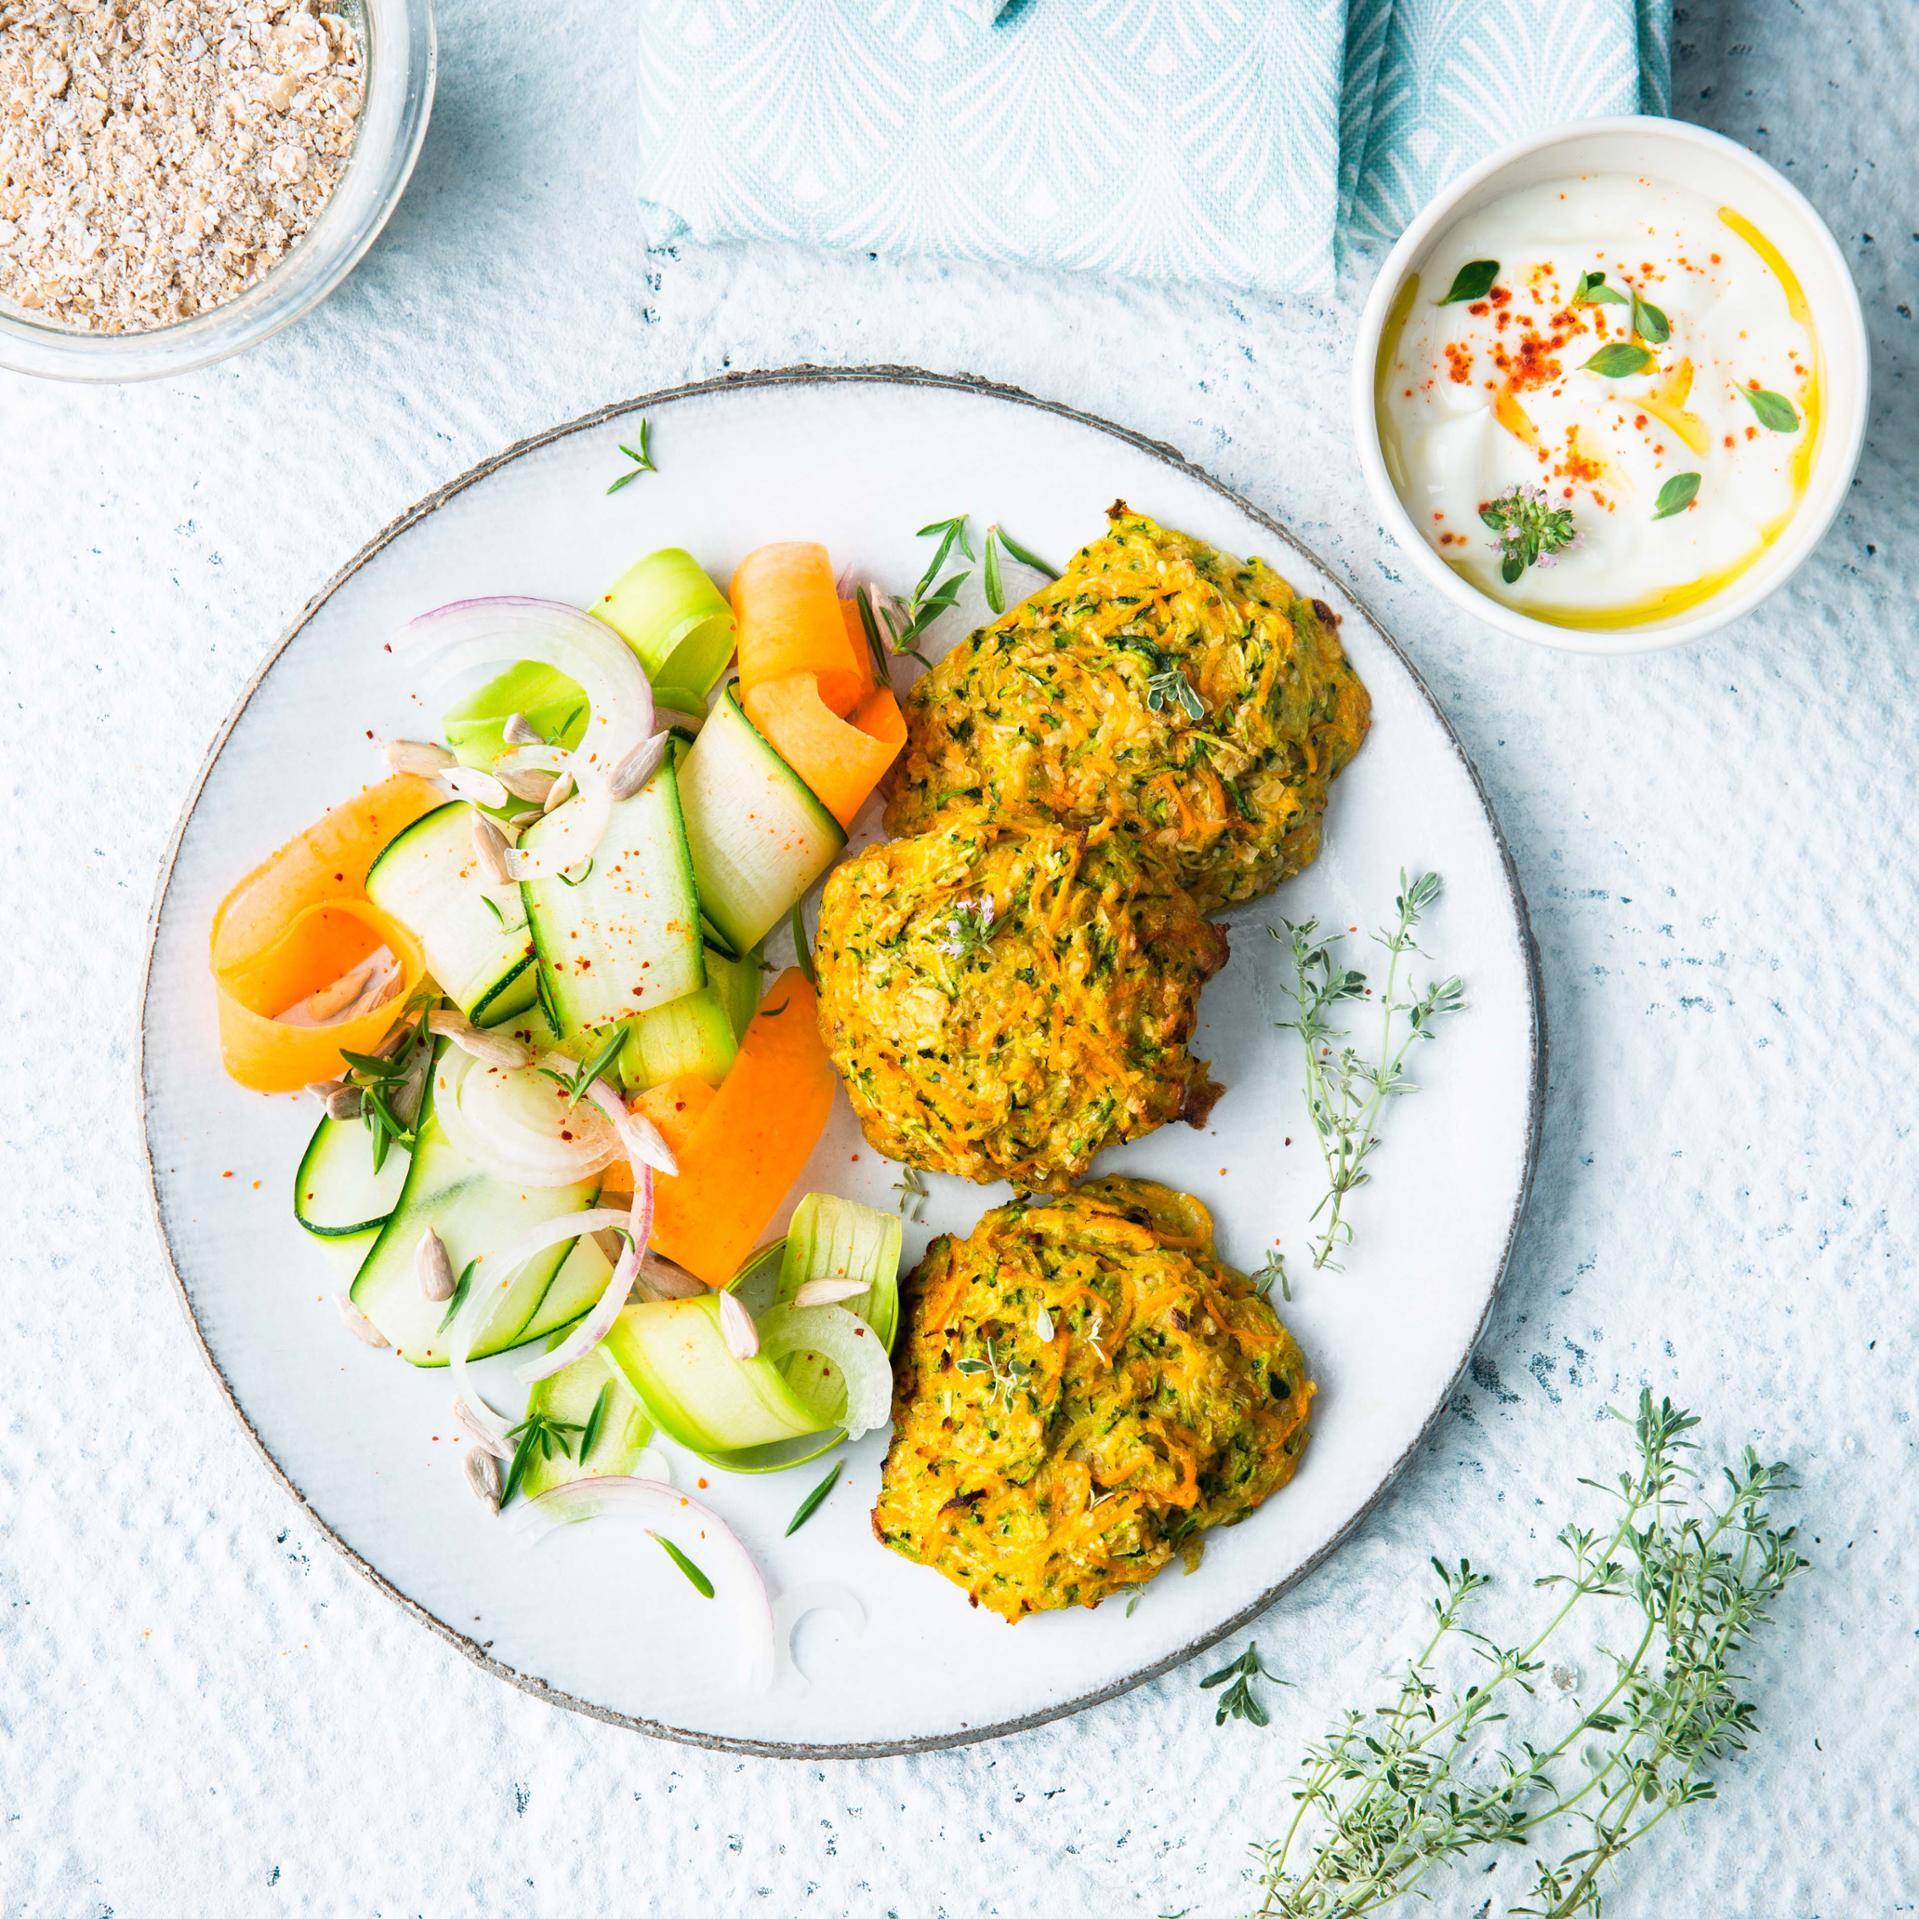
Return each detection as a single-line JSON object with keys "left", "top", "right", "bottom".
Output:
{"left": 141, "top": 369, "right": 1543, "bottom": 1756}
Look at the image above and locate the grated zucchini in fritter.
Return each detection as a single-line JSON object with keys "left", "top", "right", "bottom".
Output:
{"left": 814, "top": 809, "right": 1226, "bottom": 1192}
{"left": 886, "top": 505, "right": 1371, "bottom": 909}
{"left": 872, "top": 1178, "right": 1314, "bottom": 1620}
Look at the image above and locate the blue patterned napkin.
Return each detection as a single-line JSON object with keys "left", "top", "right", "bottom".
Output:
{"left": 635, "top": 1, "right": 1672, "bottom": 299}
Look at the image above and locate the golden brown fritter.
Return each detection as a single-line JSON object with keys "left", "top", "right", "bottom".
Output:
{"left": 886, "top": 505, "right": 1371, "bottom": 909}
{"left": 813, "top": 809, "right": 1226, "bottom": 1192}
{"left": 872, "top": 1178, "right": 1314, "bottom": 1621}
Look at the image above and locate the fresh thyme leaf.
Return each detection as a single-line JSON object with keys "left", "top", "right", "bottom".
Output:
{"left": 790, "top": 899, "right": 817, "bottom": 988}
{"left": 606, "top": 420, "right": 655, "bottom": 494}
{"left": 1740, "top": 385, "right": 1800, "bottom": 432}
{"left": 1571, "top": 269, "right": 1626, "bottom": 307}
{"left": 1582, "top": 341, "right": 1653, "bottom": 378}
{"left": 650, "top": 1532, "right": 715, "bottom": 1598}
{"left": 1201, "top": 1642, "right": 1283, "bottom": 1728}
{"left": 1271, "top": 870, "right": 1463, "bottom": 1270}
{"left": 1631, "top": 290, "right": 1671, "bottom": 344}
{"left": 1436, "top": 258, "right": 1498, "bottom": 305}
{"left": 1252, "top": 1247, "right": 1291, "bottom": 1303}
{"left": 1251, "top": 1393, "right": 1808, "bottom": 1918}
{"left": 785, "top": 1460, "right": 843, "bottom": 1536}
{"left": 1652, "top": 471, "right": 1701, "bottom": 520}
{"left": 982, "top": 525, "right": 1007, "bottom": 615}
{"left": 577, "top": 1381, "right": 611, "bottom": 1463}
{"left": 1479, "top": 484, "right": 1581, "bottom": 582}
{"left": 993, "top": 527, "right": 1060, "bottom": 578}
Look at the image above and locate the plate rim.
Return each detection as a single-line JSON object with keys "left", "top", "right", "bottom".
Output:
{"left": 136, "top": 363, "right": 1548, "bottom": 1760}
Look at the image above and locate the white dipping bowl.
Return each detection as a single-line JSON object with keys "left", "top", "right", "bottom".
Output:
{"left": 1351, "top": 116, "right": 1869, "bottom": 655}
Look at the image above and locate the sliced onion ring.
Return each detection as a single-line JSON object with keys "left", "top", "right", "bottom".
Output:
{"left": 402, "top": 597, "right": 654, "bottom": 880}
{"left": 508, "top": 1476, "right": 776, "bottom": 1689}
{"left": 434, "top": 1051, "right": 617, "bottom": 1188}
{"left": 445, "top": 1204, "right": 635, "bottom": 1447}
{"left": 755, "top": 1305, "right": 893, "bottom": 1442}
{"left": 514, "top": 1168, "right": 655, "bottom": 1385}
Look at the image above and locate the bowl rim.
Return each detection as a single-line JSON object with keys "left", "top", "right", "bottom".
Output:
{"left": 1350, "top": 113, "right": 1871, "bottom": 656}
{"left": 0, "top": 0, "right": 437, "bottom": 385}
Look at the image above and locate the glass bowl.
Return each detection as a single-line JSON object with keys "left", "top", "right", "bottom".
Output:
{"left": 0, "top": 0, "right": 436, "bottom": 383}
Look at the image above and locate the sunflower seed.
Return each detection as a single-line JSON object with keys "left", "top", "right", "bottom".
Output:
{"left": 637, "top": 1255, "right": 706, "bottom": 1301}
{"left": 542, "top": 771, "right": 576, "bottom": 815}
{"left": 502, "top": 711, "right": 541, "bottom": 746}
{"left": 718, "top": 1288, "right": 760, "bottom": 1359}
{"left": 1034, "top": 1305, "right": 1056, "bottom": 1342}
{"left": 451, "top": 1395, "right": 515, "bottom": 1459}
{"left": 426, "top": 1006, "right": 531, "bottom": 1070}
{"left": 608, "top": 732, "right": 670, "bottom": 802}
{"left": 470, "top": 814, "right": 512, "bottom": 887}
{"left": 792, "top": 1276, "right": 869, "bottom": 1309}
{"left": 496, "top": 767, "right": 558, "bottom": 806}
{"left": 324, "top": 1083, "right": 364, "bottom": 1121}
{"left": 307, "top": 1077, "right": 348, "bottom": 1104}
{"left": 416, "top": 1227, "right": 455, "bottom": 1301}
{"left": 383, "top": 738, "right": 455, "bottom": 776}
{"left": 446, "top": 766, "right": 512, "bottom": 811}
{"left": 464, "top": 1446, "right": 502, "bottom": 1512}
{"left": 334, "top": 1293, "right": 388, "bottom": 1347}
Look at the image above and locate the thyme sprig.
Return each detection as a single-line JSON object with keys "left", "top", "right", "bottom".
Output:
{"left": 1480, "top": 484, "right": 1583, "bottom": 584}
{"left": 605, "top": 419, "right": 655, "bottom": 493}
{"left": 1252, "top": 1392, "right": 1807, "bottom": 1918}
{"left": 934, "top": 895, "right": 1000, "bottom": 960}
{"left": 1202, "top": 1642, "right": 1286, "bottom": 1727}
{"left": 499, "top": 1409, "right": 585, "bottom": 1506}
{"left": 956, "top": 1334, "right": 1032, "bottom": 1409}
{"left": 338, "top": 998, "right": 434, "bottom": 1174}
{"left": 534, "top": 1024, "right": 626, "bottom": 1110}
{"left": 1271, "top": 871, "right": 1463, "bottom": 1270}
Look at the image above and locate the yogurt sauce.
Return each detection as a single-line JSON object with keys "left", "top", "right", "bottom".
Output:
{"left": 1376, "top": 174, "right": 1820, "bottom": 630}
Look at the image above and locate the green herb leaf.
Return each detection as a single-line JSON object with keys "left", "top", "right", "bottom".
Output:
{"left": 1652, "top": 470, "right": 1701, "bottom": 520}
{"left": 1741, "top": 385, "right": 1800, "bottom": 432}
{"left": 1582, "top": 341, "right": 1653, "bottom": 378}
{"left": 606, "top": 420, "right": 655, "bottom": 494}
{"left": 1631, "top": 290, "right": 1671, "bottom": 344}
{"left": 913, "top": 515, "right": 975, "bottom": 602}
{"left": 1572, "top": 270, "right": 1627, "bottom": 307}
{"left": 1200, "top": 1643, "right": 1283, "bottom": 1727}
{"left": 577, "top": 1381, "right": 611, "bottom": 1464}
{"left": 1478, "top": 484, "right": 1580, "bottom": 582}
{"left": 982, "top": 525, "right": 1007, "bottom": 616}
{"left": 650, "top": 1532, "right": 715, "bottom": 1598}
{"left": 785, "top": 1460, "right": 843, "bottom": 1537}
{"left": 562, "top": 1026, "right": 627, "bottom": 1110}
{"left": 994, "top": 528, "right": 1060, "bottom": 578}
{"left": 1436, "top": 259, "right": 1499, "bottom": 305}
{"left": 499, "top": 1410, "right": 586, "bottom": 1507}
{"left": 790, "top": 899, "right": 817, "bottom": 988}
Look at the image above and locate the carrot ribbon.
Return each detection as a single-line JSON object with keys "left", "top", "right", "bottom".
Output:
{"left": 209, "top": 775, "right": 442, "bottom": 1092}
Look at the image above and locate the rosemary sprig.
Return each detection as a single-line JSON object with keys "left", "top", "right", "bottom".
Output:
{"left": 785, "top": 1460, "right": 843, "bottom": 1536}
{"left": 1252, "top": 1392, "right": 1807, "bottom": 1918}
{"left": 1271, "top": 871, "right": 1463, "bottom": 1270}
{"left": 535, "top": 1024, "right": 626, "bottom": 1110}
{"left": 992, "top": 525, "right": 1059, "bottom": 578}
{"left": 1201, "top": 1642, "right": 1285, "bottom": 1727}
{"left": 576, "top": 1381, "right": 611, "bottom": 1464}
{"left": 606, "top": 419, "right": 654, "bottom": 493}
{"left": 499, "top": 1409, "right": 585, "bottom": 1506}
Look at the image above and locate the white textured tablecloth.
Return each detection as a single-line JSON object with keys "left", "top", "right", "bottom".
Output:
{"left": 3, "top": 3, "right": 1915, "bottom": 1913}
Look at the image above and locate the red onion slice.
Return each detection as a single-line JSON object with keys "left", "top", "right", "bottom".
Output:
{"left": 508, "top": 1476, "right": 777, "bottom": 1689}
{"left": 756, "top": 1305, "right": 893, "bottom": 1442}
{"left": 402, "top": 597, "right": 654, "bottom": 880}
{"left": 434, "top": 1052, "right": 619, "bottom": 1188}
{"left": 513, "top": 1168, "right": 655, "bottom": 1385}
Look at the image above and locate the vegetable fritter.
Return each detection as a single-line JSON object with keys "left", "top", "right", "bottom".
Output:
{"left": 873, "top": 1178, "right": 1314, "bottom": 1620}
{"left": 886, "top": 505, "right": 1371, "bottom": 909}
{"left": 814, "top": 809, "right": 1226, "bottom": 1191}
